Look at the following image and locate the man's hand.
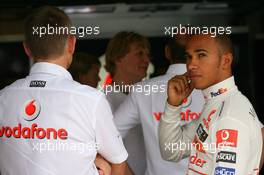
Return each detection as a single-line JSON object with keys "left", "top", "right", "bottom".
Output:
{"left": 95, "top": 154, "right": 111, "bottom": 175}
{"left": 167, "top": 72, "right": 194, "bottom": 106}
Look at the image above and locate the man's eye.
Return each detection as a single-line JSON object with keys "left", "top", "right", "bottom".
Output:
{"left": 198, "top": 53, "right": 206, "bottom": 58}
{"left": 184, "top": 54, "right": 190, "bottom": 60}
{"left": 139, "top": 51, "right": 145, "bottom": 56}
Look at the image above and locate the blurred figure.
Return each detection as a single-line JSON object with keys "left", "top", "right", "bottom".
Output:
{"left": 105, "top": 31, "right": 150, "bottom": 103}
{"left": 105, "top": 31, "right": 150, "bottom": 175}
{"left": 69, "top": 52, "right": 101, "bottom": 88}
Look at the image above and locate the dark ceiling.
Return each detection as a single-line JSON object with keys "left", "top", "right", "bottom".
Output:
{"left": 0, "top": 0, "right": 263, "bottom": 16}
{"left": 0, "top": 0, "right": 262, "bottom": 8}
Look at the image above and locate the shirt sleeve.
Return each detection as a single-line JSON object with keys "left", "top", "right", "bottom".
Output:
{"left": 94, "top": 95, "right": 128, "bottom": 164}
{"left": 211, "top": 117, "right": 255, "bottom": 175}
{"left": 0, "top": 89, "right": 3, "bottom": 122}
{"left": 259, "top": 120, "right": 264, "bottom": 128}
{"left": 159, "top": 102, "right": 199, "bottom": 162}
{"left": 113, "top": 92, "right": 140, "bottom": 138}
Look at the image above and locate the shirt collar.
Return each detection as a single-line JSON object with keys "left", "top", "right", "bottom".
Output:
{"left": 29, "top": 62, "right": 73, "bottom": 80}
{"left": 202, "top": 76, "right": 237, "bottom": 101}
{"left": 166, "top": 64, "right": 187, "bottom": 75}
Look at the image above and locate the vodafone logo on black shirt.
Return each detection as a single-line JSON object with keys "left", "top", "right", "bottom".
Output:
{"left": 23, "top": 99, "right": 41, "bottom": 121}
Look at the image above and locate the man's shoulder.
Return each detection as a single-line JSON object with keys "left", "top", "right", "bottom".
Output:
{"left": 0, "top": 78, "right": 26, "bottom": 93}
{"left": 219, "top": 91, "right": 258, "bottom": 125}
{"left": 3, "top": 77, "right": 104, "bottom": 101}
{"left": 64, "top": 80, "right": 104, "bottom": 99}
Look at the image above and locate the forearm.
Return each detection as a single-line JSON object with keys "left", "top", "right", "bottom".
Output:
{"left": 95, "top": 154, "right": 111, "bottom": 175}
{"left": 125, "top": 164, "right": 134, "bottom": 175}
{"left": 159, "top": 102, "right": 194, "bottom": 162}
{"left": 111, "top": 161, "right": 128, "bottom": 175}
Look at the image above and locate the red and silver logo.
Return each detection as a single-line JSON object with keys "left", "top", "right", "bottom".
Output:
{"left": 22, "top": 99, "right": 41, "bottom": 121}
{"left": 182, "top": 96, "right": 192, "bottom": 108}
{"left": 216, "top": 129, "right": 238, "bottom": 148}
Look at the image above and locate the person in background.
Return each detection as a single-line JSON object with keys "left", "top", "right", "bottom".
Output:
{"left": 69, "top": 52, "right": 101, "bottom": 88}
{"left": 104, "top": 31, "right": 150, "bottom": 175}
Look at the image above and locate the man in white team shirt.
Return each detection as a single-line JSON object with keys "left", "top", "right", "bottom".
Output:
{"left": 0, "top": 6, "right": 129, "bottom": 175}
{"left": 159, "top": 34, "right": 262, "bottom": 174}
{"left": 113, "top": 34, "right": 204, "bottom": 175}
{"left": 104, "top": 31, "right": 150, "bottom": 175}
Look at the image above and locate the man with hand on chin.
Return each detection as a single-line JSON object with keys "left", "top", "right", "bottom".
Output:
{"left": 159, "top": 34, "right": 262, "bottom": 174}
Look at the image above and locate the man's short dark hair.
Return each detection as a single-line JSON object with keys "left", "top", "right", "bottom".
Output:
{"left": 105, "top": 31, "right": 150, "bottom": 76}
{"left": 215, "top": 35, "right": 234, "bottom": 56}
{"left": 167, "top": 34, "right": 190, "bottom": 64}
{"left": 69, "top": 52, "right": 100, "bottom": 82}
{"left": 24, "top": 6, "right": 72, "bottom": 60}
{"left": 214, "top": 34, "right": 236, "bottom": 67}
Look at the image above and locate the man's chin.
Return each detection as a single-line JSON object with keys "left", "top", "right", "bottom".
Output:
{"left": 192, "top": 82, "right": 206, "bottom": 90}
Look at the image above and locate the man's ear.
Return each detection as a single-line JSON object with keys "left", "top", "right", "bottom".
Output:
{"left": 67, "top": 35, "right": 76, "bottom": 54}
{"left": 222, "top": 52, "right": 233, "bottom": 69}
{"left": 115, "top": 57, "right": 123, "bottom": 66}
{"left": 165, "top": 44, "right": 172, "bottom": 62}
{"left": 23, "top": 42, "right": 33, "bottom": 59}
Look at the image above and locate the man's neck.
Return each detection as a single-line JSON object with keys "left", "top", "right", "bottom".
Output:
{"left": 205, "top": 72, "right": 233, "bottom": 90}
{"left": 36, "top": 55, "right": 70, "bottom": 69}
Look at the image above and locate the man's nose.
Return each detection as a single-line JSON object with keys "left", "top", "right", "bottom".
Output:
{"left": 143, "top": 52, "right": 150, "bottom": 63}
{"left": 187, "top": 57, "right": 198, "bottom": 71}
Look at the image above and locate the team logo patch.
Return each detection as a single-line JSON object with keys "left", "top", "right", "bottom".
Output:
{"left": 153, "top": 112, "right": 162, "bottom": 121}
{"left": 216, "top": 151, "right": 236, "bottom": 163}
{"left": 216, "top": 129, "right": 238, "bottom": 148}
{"left": 182, "top": 97, "right": 192, "bottom": 108}
{"left": 29, "top": 80, "right": 46, "bottom": 87}
{"left": 22, "top": 99, "right": 41, "bottom": 121}
{"left": 196, "top": 124, "right": 208, "bottom": 142}
{"left": 210, "top": 88, "right": 227, "bottom": 97}
{"left": 214, "top": 166, "right": 235, "bottom": 175}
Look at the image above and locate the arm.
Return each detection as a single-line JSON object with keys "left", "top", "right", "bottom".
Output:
{"left": 95, "top": 154, "right": 111, "bottom": 175}
{"left": 111, "top": 161, "right": 134, "bottom": 175}
{"left": 159, "top": 102, "right": 198, "bottom": 162}
{"left": 260, "top": 128, "right": 264, "bottom": 169}
{"left": 95, "top": 155, "right": 134, "bottom": 175}
{"left": 256, "top": 120, "right": 264, "bottom": 169}
{"left": 114, "top": 92, "right": 141, "bottom": 138}
{"left": 94, "top": 96, "right": 128, "bottom": 172}
{"left": 159, "top": 73, "right": 197, "bottom": 162}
